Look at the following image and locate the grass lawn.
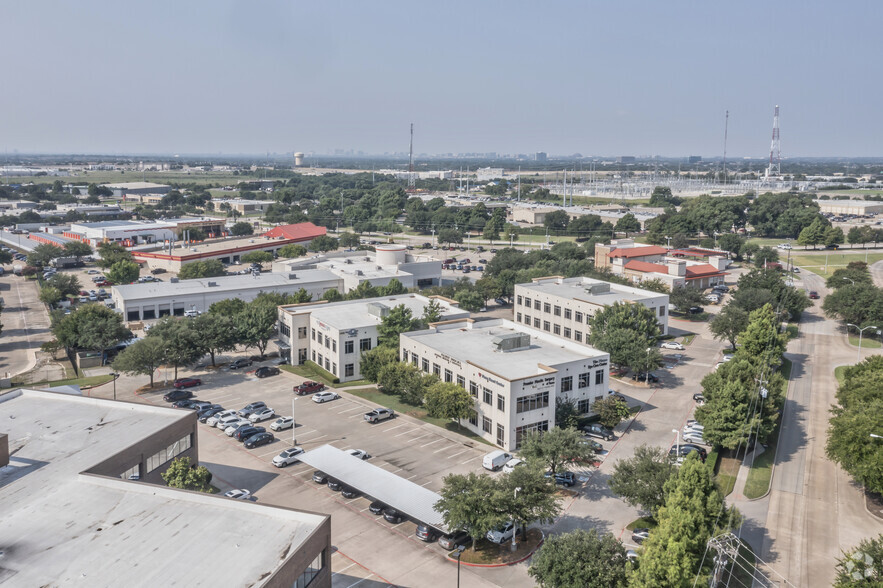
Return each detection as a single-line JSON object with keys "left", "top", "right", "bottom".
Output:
{"left": 456, "top": 529, "right": 543, "bottom": 564}
{"left": 716, "top": 455, "right": 741, "bottom": 496}
{"left": 743, "top": 438, "right": 777, "bottom": 499}
{"left": 780, "top": 357, "right": 792, "bottom": 380}
{"left": 848, "top": 333, "right": 882, "bottom": 349}
{"left": 792, "top": 252, "right": 883, "bottom": 277}
{"left": 345, "top": 387, "right": 491, "bottom": 444}
{"left": 834, "top": 365, "right": 849, "bottom": 386}
{"left": 746, "top": 237, "right": 790, "bottom": 248}
{"left": 682, "top": 333, "right": 696, "bottom": 345}
{"left": 626, "top": 516, "right": 657, "bottom": 531}
{"left": 14, "top": 374, "right": 116, "bottom": 389}
{"left": 280, "top": 362, "right": 371, "bottom": 389}
{"left": 784, "top": 324, "right": 799, "bottom": 340}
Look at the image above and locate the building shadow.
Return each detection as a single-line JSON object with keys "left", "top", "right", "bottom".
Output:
{"left": 0, "top": 456, "right": 49, "bottom": 489}
{"left": 200, "top": 461, "right": 280, "bottom": 495}
{"left": 331, "top": 574, "right": 392, "bottom": 588}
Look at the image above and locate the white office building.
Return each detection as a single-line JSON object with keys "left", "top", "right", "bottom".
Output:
{"left": 277, "top": 294, "right": 468, "bottom": 382}
{"left": 399, "top": 319, "right": 610, "bottom": 451}
{"left": 513, "top": 276, "right": 670, "bottom": 337}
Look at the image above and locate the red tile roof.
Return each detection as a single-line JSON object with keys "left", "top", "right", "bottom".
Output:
{"left": 262, "top": 222, "right": 326, "bottom": 241}
{"left": 608, "top": 245, "right": 668, "bottom": 258}
{"left": 684, "top": 263, "right": 726, "bottom": 278}
{"left": 624, "top": 260, "right": 668, "bottom": 273}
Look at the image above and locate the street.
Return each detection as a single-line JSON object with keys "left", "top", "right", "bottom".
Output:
{"left": 0, "top": 273, "right": 53, "bottom": 379}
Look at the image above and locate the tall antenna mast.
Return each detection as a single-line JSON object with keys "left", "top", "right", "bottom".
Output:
{"left": 722, "top": 110, "right": 729, "bottom": 184}
{"left": 407, "top": 123, "right": 415, "bottom": 190}
{"left": 766, "top": 105, "right": 780, "bottom": 178}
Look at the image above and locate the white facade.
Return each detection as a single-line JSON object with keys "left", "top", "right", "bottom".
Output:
{"left": 277, "top": 294, "right": 468, "bottom": 382}
{"left": 514, "top": 276, "right": 670, "bottom": 336}
{"left": 400, "top": 319, "right": 610, "bottom": 451}
{"left": 68, "top": 220, "right": 177, "bottom": 246}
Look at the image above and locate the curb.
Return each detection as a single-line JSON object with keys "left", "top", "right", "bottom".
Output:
{"left": 863, "top": 488, "right": 883, "bottom": 522}
{"left": 448, "top": 531, "right": 545, "bottom": 568}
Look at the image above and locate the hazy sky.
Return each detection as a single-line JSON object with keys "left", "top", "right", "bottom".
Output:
{"left": 3, "top": 1, "right": 880, "bottom": 157}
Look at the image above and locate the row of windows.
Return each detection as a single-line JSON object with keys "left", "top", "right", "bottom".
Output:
{"left": 312, "top": 329, "right": 364, "bottom": 355}
{"left": 280, "top": 322, "right": 291, "bottom": 337}
{"left": 560, "top": 369, "right": 605, "bottom": 392}
{"left": 517, "top": 296, "right": 585, "bottom": 323}
{"left": 293, "top": 550, "right": 326, "bottom": 588}
{"left": 474, "top": 417, "right": 506, "bottom": 447}
{"left": 516, "top": 391, "right": 549, "bottom": 413}
{"left": 517, "top": 313, "right": 586, "bottom": 342}
{"left": 146, "top": 434, "right": 192, "bottom": 473}
{"left": 311, "top": 350, "right": 337, "bottom": 376}
{"left": 515, "top": 420, "right": 549, "bottom": 449}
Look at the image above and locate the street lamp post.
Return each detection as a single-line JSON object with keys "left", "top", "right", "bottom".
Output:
{"left": 871, "top": 433, "right": 882, "bottom": 440}
{"left": 672, "top": 428, "right": 680, "bottom": 459}
{"left": 511, "top": 486, "right": 521, "bottom": 552}
{"left": 455, "top": 545, "right": 466, "bottom": 587}
{"left": 646, "top": 347, "right": 652, "bottom": 384}
{"left": 110, "top": 372, "right": 119, "bottom": 401}
{"left": 847, "top": 323, "right": 878, "bottom": 363}
{"left": 291, "top": 395, "right": 297, "bottom": 446}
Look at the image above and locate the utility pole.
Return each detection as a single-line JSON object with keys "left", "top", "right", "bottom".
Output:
{"left": 722, "top": 110, "right": 729, "bottom": 185}
{"left": 517, "top": 166, "right": 521, "bottom": 201}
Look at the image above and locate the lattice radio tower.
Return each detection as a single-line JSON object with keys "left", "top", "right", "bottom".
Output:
{"left": 407, "top": 123, "right": 416, "bottom": 190}
{"left": 766, "top": 105, "right": 781, "bottom": 178}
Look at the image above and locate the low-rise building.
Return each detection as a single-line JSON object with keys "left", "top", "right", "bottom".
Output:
{"left": 594, "top": 238, "right": 728, "bottom": 289}
{"left": 0, "top": 387, "right": 331, "bottom": 587}
{"left": 594, "top": 239, "right": 668, "bottom": 270}
{"left": 514, "top": 276, "right": 670, "bottom": 336}
{"left": 400, "top": 319, "right": 610, "bottom": 451}
{"left": 210, "top": 198, "right": 273, "bottom": 214}
{"left": 103, "top": 181, "right": 172, "bottom": 198}
{"left": 277, "top": 294, "right": 468, "bottom": 382}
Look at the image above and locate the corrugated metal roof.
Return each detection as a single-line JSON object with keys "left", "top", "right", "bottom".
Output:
{"left": 298, "top": 444, "right": 447, "bottom": 531}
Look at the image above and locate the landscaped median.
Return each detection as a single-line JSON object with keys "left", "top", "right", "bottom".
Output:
{"left": 448, "top": 529, "right": 544, "bottom": 566}
{"left": 12, "top": 373, "right": 116, "bottom": 390}
{"left": 743, "top": 440, "right": 777, "bottom": 499}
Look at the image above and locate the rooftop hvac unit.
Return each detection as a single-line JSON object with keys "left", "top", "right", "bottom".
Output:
{"left": 170, "top": 277, "right": 179, "bottom": 283}
{"left": 355, "top": 270, "right": 363, "bottom": 276}
{"left": 345, "top": 259, "right": 352, "bottom": 264}
{"left": 366, "top": 302, "right": 390, "bottom": 319}
{"left": 492, "top": 332, "right": 531, "bottom": 352}
{"left": 288, "top": 273, "right": 297, "bottom": 279}
{"left": 585, "top": 283, "right": 611, "bottom": 295}
{"left": 207, "top": 281, "right": 218, "bottom": 287}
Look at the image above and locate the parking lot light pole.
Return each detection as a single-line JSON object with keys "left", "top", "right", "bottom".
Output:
{"left": 511, "top": 487, "right": 521, "bottom": 552}
{"left": 847, "top": 323, "right": 878, "bottom": 363}
{"left": 110, "top": 372, "right": 119, "bottom": 401}
{"left": 456, "top": 545, "right": 466, "bottom": 587}
{"left": 291, "top": 395, "right": 296, "bottom": 446}
{"left": 672, "top": 429, "right": 680, "bottom": 459}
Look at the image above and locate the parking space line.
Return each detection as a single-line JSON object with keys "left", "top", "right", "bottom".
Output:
{"left": 332, "top": 562, "right": 357, "bottom": 576}
{"left": 433, "top": 444, "right": 456, "bottom": 454}
{"left": 392, "top": 468, "right": 403, "bottom": 474}
{"left": 346, "top": 576, "right": 374, "bottom": 588}
{"left": 405, "top": 474, "right": 417, "bottom": 480}
{"left": 337, "top": 406, "right": 363, "bottom": 414}
{"left": 348, "top": 413, "right": 367, "bottom": 419}
{"left": 297, "top": 429, "right": 322, "bottom": 438}
{"left": 447, "top": 449, "right": 470, "bottom": 459}
{"left": 461, "top": 456, "right": 480, "bottom": 465}
{"left": 420, "top": 438, "right": 444, "bottom": 448}
{"left": 305, "top": 435, "right": 327, "bottom": 444}
{"left": 383, "top": 424, "right": 407, "bottom": 433}
{"left": 394, "top": 429, "right": 417, "bottom": 437}
{"left": 420, "top": 481, "right": 433, "bottom": 487}
{"left": 408, "top": 433, "right": 432, "bottom": 443}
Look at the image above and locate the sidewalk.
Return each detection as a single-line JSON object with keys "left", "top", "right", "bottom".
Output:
{"left": 730, "top": 445, "right": 765, "bottom": 501}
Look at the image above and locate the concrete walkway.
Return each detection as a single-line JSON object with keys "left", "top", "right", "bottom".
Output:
{"left": 730, "top": 445, "right": 765, "bottom": 502}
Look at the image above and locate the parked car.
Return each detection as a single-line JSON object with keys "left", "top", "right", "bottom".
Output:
{"left": 173, "top": 377, "right": 202, "bottom": 389}
{"left": 173, "top": 399, "right": 199, "bottom": 409}
{"left": 368, "top": 501, "right": 386, "bottom": 515}
{"left": 777, "top": 243, "right": 792, "bottom": 250}
{"left": 294, "top": 381, "right": 325, "bottom": 395}
{"left": 722, "top": 354, "right": 735, "bottom": 362}
{"left": 327, "top": 478, "right": 342, "bottom": 491}
{"left": 270, "top": 416, "right": 294, "bottom": 431}
{"left": 712, "top": 284, "right": 730, "bottom": 293}
{"left": 313, "top": 391, "right": 340, "bottom": 403}
{"left": 244, "top": 432, "right": 275, "bottom": 449}
{"left": 683, "top": 433, "right": 706, "bottom": 445}
{"left": 273, "top": 447, "right": 305, "bottom": 467}
{"left": 545, "top": 470, "right": 576, "bottom": 487}
{"left": 255, "top": 366, "right": 280, "bottom": 378}
{"left": 632, "top": 528, "right": 650, "bottom": 544}
{"left": 502, "top": 458, "right": 525, "bottom": 474}
{"left": 693, "top": 393, "right": 706, "bottom": 405}
{"left": 163, "top": 389, "right": 194, "bottom": 402}
{"left": 808, "top": 291, "right": 820, "bottom": 300}
{"left": 340, "top": 487, "right": 359, "bottom": 499}
{"left": 238, "top": 401, "right": 267, "bottom": 417}
{"left": 669, "top": 443, "right": 707, "bottom": 462}
{"left": 216, "top": 415, "right": 244, "bottom": 431}
{"left": 229, "top": 358, "right": 253, "bottom": 369}
{"left": 486, "top": 521, "right": 520, "bottom": 544}
{"left": 688, "top": 306, "right": 704, "bottom": 314}
{"left": 225, "top": 419, "right": 251, "bottom": 435}
{"left": 249, "top": 407, "right": 276, "bottom": 422}
{"left": 382, "top": 508, "right": 403, "bottom": 524}
{"left": 438, "top": 530, "right": 472, "bottom": 550}
{"left": 632, "top": 372, "right": 660, "bottom": 383}
{"left": 224, "top": 489, "right": 251, "bottom": 500}
{"left": 660, "top": 341, "right": 685, "bottom": 350}
{"left": 312, "top": 471, "right": 329, "bottom": 484}
{"left": 582, "top": 423, "right": 615, "bottom": 441}
{"left": 197, "top": 405, "right": 224, "bottom": 421}
{"left": 235, "top": 425, "right": 266, "bottom": 441}
{"left": 415, "top": 525, "right": 438, "bottom": 542}
{"left": 206, "top": 410, "right": 236, "bottom": 427}
{"left": 364, "top": 407, "right": 395, "bottom": 423}
{"left": 346, "top": 449, "right": 369, "bottom": 460}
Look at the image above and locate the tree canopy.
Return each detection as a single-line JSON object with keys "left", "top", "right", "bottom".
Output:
{"left": 608, "top": 444, "right": 677, "bottom": 517}
{"left": 529, "top": 529, "right": 629, "bottom": 588}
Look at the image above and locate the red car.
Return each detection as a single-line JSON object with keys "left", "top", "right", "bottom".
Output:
{"left": 95, "top": 280, "right": 112, "bottom": 287}
{"left": 173, "top": 377, "right": 203, "bottom": 389}
{"left": 294, "top": 380, "right": 325, "bottom": 396}
{"left": 808, "top": 291, "right": 820, "bottom": 300}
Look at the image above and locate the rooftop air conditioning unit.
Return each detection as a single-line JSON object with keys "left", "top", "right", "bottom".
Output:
{"left": 288, "top": 273, "right": 297, "bottom": 280}
{"left": 207, "top": 281, "right": 218, "bottom": 287}
{"left": 170, "top": 277, "right": 179, "bottom": 283}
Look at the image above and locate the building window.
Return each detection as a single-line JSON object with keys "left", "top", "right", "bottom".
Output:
{"left": 524, "top": 296, "right": 531, "bottom": 308}
{"left": 332, "top": 340, "right": 337, "bottom": 352}
{"left": 595, "top": 369, "right": 604, "bottom": 385}
{"left": 496, "top": 424, "right": 505, "bottom": 447}
{"left": 578, "top": 398, "right": 592, "bottom": 414}
{"left": 574, "top": 331, "right": 582, "bottom": 342}
{"left": 524, "top": 314, "right": 531, "bottom": 325}
{"left": 543, "top": 302, "right": 551, "bottom": 313}
{"left": 412, "top": 354, "right": 419, "bottom": 367}
{"left": 534, "top": 299, "right": 541, "bottom": 310}
{"left": 482, "top": 416, "right": 492, "bottom": 433}
{"left": 324, "top": 337, "right": 330, "bottom": 349}
{"left": 280, "top": 322, "right": 291, "bottom": 337}
{"left": 345, "top": 364, "right": 354, "bottom": 377}
{"left": 516, "top": 391, "right": 549, "bottom": 413}
{"left": 543, "top": 321, "right": 550, "bottom": 332}
{"left": 553, "top": 305, "right": 561, "bottom": 317}
{"left": 457, "top": 375, "right": 465, "bottom": 388}
{"left": 444, "top": 369, "right": 453, "bottom": 383}
{"left": 534, "top": 318, "right": 540, "bottom": 328}
{"left": 561, "top": 376, "right": 573, "bottom": 393}
{"left": 564, "top": 308, "right": 572, "bottom": 320}
{"left": 359, "top": 337, "right": 372, "bottom": 351}
{"left": 516, "top": 312, "right": 522, "bottom": 323}
{"left": 563, "top": 327, "right": 571, "bottom": 338}
{"left": 575, "top": 311, "right": 584, "bottom": 323}
{"left": 469, "top": 381, "right": 478, "bottom": 397}
{"left": 298, "top": 326, "right": 307, "bottom": 339}
{"left": 146, "top": 434, "right": 192, "bottom": 473}
{"left": 402, "top": 350, "right": 409, "bottom": 363}
{"left": 553, "top": 324, "right": 561, "bottom": 335}
{"left": 497, "top": 394, "right": 505, "bottom": 412}
{"left": 517, "top": 295, "right": 523, "bottom": 306}
{"left": 578, "top": 372, "right": 591, "bottom": 388}
{"left": 431, "top": 363, "right": 440, "bottom": 377}
{"left": 324, "top": 357, "right": 330, "bottom": 371}
{"left": 659, "top": 306, "right": 666, "bottom": 316}
{"left": 316, "top": 333, "right": 323, "bottom": 346}
{"left": 332, "top": 362, "right": 337, "bottom": 375}
{"left": 422, "top": 358, "right": 430, "bottom": 372}
{"left": 317, "top": 353, "right": 323, "bottom": 366}
{"left": 482, "top": 387, "right": 492, "bottom": 405}
{"left": 311, "top": 328, "right": 316, "bottom": 341}
{"left": 515, "top": 420, "right": 549, "bottom": 449}
{"left": 311, "top": 349, "right": 316, "bottom": 362}
{"left": 294, "top": 550, "right": 326, "bottom": 588}
{"left": 344, "top": 340, "right": 354, "bottom": 354}
{"left": 469, "top": 414, "right": 478, "bottom": 426}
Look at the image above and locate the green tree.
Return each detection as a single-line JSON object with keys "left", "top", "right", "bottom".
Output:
{"left": 63, "top": 240, "right": 93, "bottom": 261}
{"left": 709, "top": 304, "right": 749, "bottom": 350}
{"left": 346, "top": 280, "right": 379, "bottom": 300}
{"left": 544, "top": 210, "right": 570, "bottom": 231}
{"left": 555, "top": 398, "right": 581, "bottom": 429}
{"left": 192, "top": 313, "right": 238, "bottom": 367}
{"left": 520, "top": 426, "right": 593, "bottom": 475}
{"left": 496, "top": 465, "right": 561, "bottom": 541}
{"left": 614, "top": 213, "right": 641, "bottom": 235}
{"left": 437, "top": 228, "right": 463, "bottom": 245}
{"left": 96, "top": 241, "right": 134, "bottom": 269}
{"left": 307, "top": 235, "right": 339, "bottom": 252}
{"left": 240, "top": 251, "right": 273, "bottom": 265}
{"left": 178, "top": 259, "right": 226, "bottom": 279}
{"left": 277, "top": 244, "right": 307, "bottom": 258}
{"left": 669, "top": 285, "right": 704, "bottom": 313}
{"left": 424, "top": 381, "right": 476, "bottom": 425}
{"left": 208, "top": 297, "right": 247, "bottom": 316}
{"left": 826, "top": 266, "right": 872, "bottom": 290}
{"left": 797, "top": 217, "right": 827, "bottom": 249}
{"left": 27, "top": 243, "right": 64, "bottom": 267}
{"left": 321, "top": 288, "right": 343, "bottom": 302}
{"left": 435, "top": 472, "right": 499, "bottom": 551}
{"left": 608, "top": 444, "right": 677, "bottom": 517}
{"left": 754, "top": 246, "right": 780, "bottom": 267}
{"left": 377, "top": 362, "right": 432, "bottom": 405}
{"left": 737, "top": 303, "right": 787, "bottom": 365}
{"left": 53, "top": 303, "right": 133, "bottom": 359}
{"left": 112, "top": 337, "right": 166, "bottom": 387}
{"left": 822, "top": 283, "right": 883, "bottom": 327}
{"left": 45, "top": 273, "right": 81, "bottom": 297}
{"left": 380, "top": 278, "right": 406, "bottom": 296}
{"left": 454, "top": 289, "right": 485, "bottom": 312}
{"left": 338, "top": 232, "right": 361, "bottom": 248}
{"left": 106, "top": 260, "right": 141, "bottom": 285}
{"left": 638, "top": 278, "right": 670, "bottom": 293}
{"left": 161, "top": 457, "right": 213, "bottom": 492}
{"left": 422, "top": 298, "right": 443, "bottom": 324}
{"left": 717, "top": 233, "right": 745, "bottom": 259}
{"left": 824, "top": 226, "right": 845, "bottom": 247}
{"left": 588, "top": 302, "right": 662, "bottom": 371}
{"left": 359, "top": 345, "right": 399, "bottom": 382}
{"left": 147, "top": 317, "right": 206, "bottom": 379}
{"left": 230, "top": 221, "right": 254, "bottom": 236}
{"left": 234, "top": 299, "right": 277, "bottom": 357}
{"left": 503, "top": 223, "right": 520, "bottom": 244}
{"left": 0, "top": 249, "right": 12, "bottom": 265}
{"left": 377, "top": 304, "right": 422, "bottom": 348}
{"left": 592, "top": 395, "right": 631, "bottom": 429}
{"left": 39, "top": 286, "right": 63, "bottom": 306}
{"left": 834, "top": 534, "right": 883, "bottom": 587}
{"left": 482, "top": 219, "right": 501, "bottom": 243}
{"left": 529, "top": 529, "right": 629, "bottom": 588}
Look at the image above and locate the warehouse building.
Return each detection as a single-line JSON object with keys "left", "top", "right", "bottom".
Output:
{"left": 64, "top": 220, "right": 178, "bottom": 246}
{"left": 814, "top": 199, "right": 883, "bottom": 216}
{"left": 400, "top": 319, "right": 610, "bottom": 451}
{"left": 103, "top": 181, "right": 171, "bottom": 198}
{"left": 277, "top": 294, "right": 468, "bottom": 382}
{"left": 514, "top": 276, "right": 670, "bottom": 336}
{"left": 209, "top": 198, "right": 273, "bottom": 214}
{"left": 0, "top": 388, "right": 331, "bottom": 587}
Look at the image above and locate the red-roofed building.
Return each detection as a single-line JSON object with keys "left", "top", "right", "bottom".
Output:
{"left": 263, "top": 222, "right": 326, "bottom": 242}
{"left": 595, "top": 239, "right": 668, "bottom": 270}
{"left": 595, "top": 238, "right": 730, "bottom": 289}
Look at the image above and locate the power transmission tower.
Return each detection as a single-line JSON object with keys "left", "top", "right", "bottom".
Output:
{"left": 766, "top": 105, "right": 781, "bottom": 178}
{"left": 407, "top": 123, "right": 415, "bottom": 190}
{"left": 722, "top": 110, "right": 729, "bottom": 185}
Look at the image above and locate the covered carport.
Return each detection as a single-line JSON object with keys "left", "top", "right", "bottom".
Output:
{"left": 298, "top": 444, "right": 448, "bottom": 532}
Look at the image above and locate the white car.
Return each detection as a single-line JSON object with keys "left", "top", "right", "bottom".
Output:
{"left": 224, "top": 489, "right": 251, "bottom": 500}
{"left": 249, "top": 407, "right": 276, "bottom": 423}
{"left": 777, "top": 243, "right": 792, "bottom": 250}
{"left": 270, "top": 416, "right": 294, "bottom": 431}
{"left": 312, "top": 391, "right": 340, "bottom": 403}
{"left": 722, "top": 354, "right": 734, "bottom": 362}
{"left": 216, "top": 414, "right": 243, "bottom": 430}
{"left": 502, "top": 458, "right": 525, "bottom": 474}
{"left": 486, "top": 521, "right": 520, "bottom": 544}
{"left": 206, "top": 410, "right": 236, "bottom": 427}
{"left": 346, "top": 449, "right": 369, "bottom": 460}
{"left": 660, "top": 341, "right": 685, "bottom": 350}
{"left": 272, "top": 447, "right": 305, "bottom": 468}
{"left": 225, "top": 419, "right": 250, "bottom": 436}
{"left": 683, "top": 434, "right": 706, "bottom": 445}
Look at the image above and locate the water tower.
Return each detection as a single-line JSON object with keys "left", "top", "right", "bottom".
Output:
{"left": 294, "top": 152, "right": 305, "bottom": 167}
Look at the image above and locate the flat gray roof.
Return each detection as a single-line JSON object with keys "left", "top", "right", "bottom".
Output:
{"left": 0, "top": 389, "right": 326, "bottom": 587}
{"left": 71, "top": 220, "right": 176, "bottom": 230}
{"left": 518, "top": 277, "right": 664, "bottom": 305}
{"left": 103, "top": 181, "right": 171, "bottom": 189}
{"left": 113, "top": 269, "right": 341, "bottom": 300}
{"left": 298, "top": 444, "right": 446, "bottom": 531}
{"left": 284, "top": 294, "right": 466, "bottom": 331}
{"left": 404, "top": 319, "right": 606, "bottom": 381}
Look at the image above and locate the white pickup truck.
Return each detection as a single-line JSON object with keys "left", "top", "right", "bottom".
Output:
{"left": 364, "top": 407, "right": 395, "bottom": 423}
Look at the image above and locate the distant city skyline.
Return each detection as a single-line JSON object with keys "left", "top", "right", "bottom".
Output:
{"left": 2, "top": 1, "right": 881, "bottom": 157}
